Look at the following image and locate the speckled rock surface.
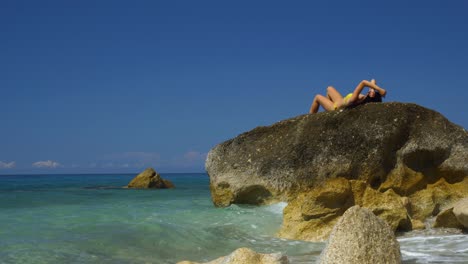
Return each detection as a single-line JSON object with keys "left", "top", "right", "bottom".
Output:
{"left": 206, "top": 103, "right": 467, "bottom": 206}
{"left": 319, "top": 206, "right": 401, "bottom": 264}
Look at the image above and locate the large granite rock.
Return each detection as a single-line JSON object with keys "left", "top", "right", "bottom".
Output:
{"left": 206, "top": 103, "right": 468, "bottom": 240}
{"left": 127, "top": 168, "right": 174, "bottom": 189}
{"left": 177, "top": 247, "right": 289, "bottom": 264}
{"left": 319, "top": 206, "right": 401, "bottom": 264}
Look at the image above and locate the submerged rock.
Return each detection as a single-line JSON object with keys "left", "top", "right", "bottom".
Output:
{"left": 319, "top": 206, "right": 401, "bottom": 264}
{"left": 177, "top": 247, "right": 289, "bottom": 264}
{"left": 127, "top": 168, "right": 174, "bottom": 189}
{"left": 206, "top": 103, "right": 468, "bottom": 240}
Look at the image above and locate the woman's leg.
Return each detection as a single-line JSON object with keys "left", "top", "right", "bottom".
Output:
{"left": 326, "top": 86, "right": 344, "bottom": 107}
{"left": 309, "top": 94, "right": 335, "bottom": 113}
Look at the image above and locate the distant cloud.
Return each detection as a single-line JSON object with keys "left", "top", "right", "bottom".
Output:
{"left": 32, "top": 160, "right": 61, "bottom": 168}
{"left": 0, "top": 161, "right": 15, "bottom": 169}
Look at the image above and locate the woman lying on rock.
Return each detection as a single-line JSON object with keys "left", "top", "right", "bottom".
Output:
{"left": 309, "top": 79, "right": 387, "bottom": 114}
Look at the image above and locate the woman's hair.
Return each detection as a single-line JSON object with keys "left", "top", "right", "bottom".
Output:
{"left": 345, "top": 90, "right": 383, "bottom": 110}
{"left": 362, "top": 90, "right": 382, "bottom": 104}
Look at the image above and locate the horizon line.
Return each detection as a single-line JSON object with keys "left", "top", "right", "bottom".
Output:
{"left": 0, "top": 172, "right": 207, "bottom": 176}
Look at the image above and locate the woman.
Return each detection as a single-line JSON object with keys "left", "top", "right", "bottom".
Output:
{"left": 309, "top": 79, "right": 387, "bottom": 114}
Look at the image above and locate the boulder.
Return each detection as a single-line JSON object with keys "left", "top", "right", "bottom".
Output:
{"left": 319, "top": 206, "right": 401, "bottom": 264}
{"left": 177, "top": 247, "right": 289, "bottom": 264}
{"left": 433, "top": 207, "right": 464, "bottom": 229}
{"left": 127, "top": 168, "right": 174, "bottom": 189}
{"left": 206, "top": 103, "right": 468, "bottom": 240}
{"left": 453, "top": 198, "right": 468, "bottom": 229}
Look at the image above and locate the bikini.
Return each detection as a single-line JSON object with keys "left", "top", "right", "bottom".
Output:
{"left": 334, "top": 93, "right": 353, "bottom": 110}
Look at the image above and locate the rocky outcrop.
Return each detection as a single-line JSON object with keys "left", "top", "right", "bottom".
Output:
{"left": 319, "top": 206, "right": 401, "bottom": 264}
{"left": 278, "top": 178, "right": 411, "bottom": 241}
{"left": 127, "top": 168, "right": 174, "bottom": 189}
{"left": 206, "top": 103, "right": 468, "bottom": 240}
{"left": 177, "top": 247, "right": 289, "bottom": 264}
{"left": 453, "top": 198, "right": 468, "bottom": 229}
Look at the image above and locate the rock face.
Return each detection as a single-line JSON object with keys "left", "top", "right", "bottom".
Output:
{"left": 319, "top": 206, "right": 401, "bottom": 264}
{"left": 206, "top": 103, "right": 468, "bottom": 240}
{"left": 453, "top": 198, "right": 468, "bottom": 229}
{"left": 177, "top": 247, "right": 289, "bottom": 264}
{"left": 278, "top": 178, "right": 412, "bottom": 241}
{"left": 127, "top": 168, "right": 174, "bottom": 189}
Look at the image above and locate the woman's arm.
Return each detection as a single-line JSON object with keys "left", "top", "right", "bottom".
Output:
{"left": 347, "top": 79, "right": 387, "bottom": 104}
{"left": 362, "top": 80, "right": 387, "bottom": 97}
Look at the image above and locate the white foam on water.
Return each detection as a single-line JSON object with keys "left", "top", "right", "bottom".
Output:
{"left": 398, "top": 233, "right": 468, "bottom": 263}
{"left": 398, "top": 234, "right": 467, "bottom": 242}
{"left": 400, "top": 250, "right": 431, "bottom": 257}
{"left": 264, "top": 202, "right": 288, "bottom": 214}
{"left": 455, "top": 247, "right": 468, "bottom": 253}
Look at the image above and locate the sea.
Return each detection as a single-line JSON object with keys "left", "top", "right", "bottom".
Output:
{"left": 0, "top": 173, "right": 467, "bottom": 264}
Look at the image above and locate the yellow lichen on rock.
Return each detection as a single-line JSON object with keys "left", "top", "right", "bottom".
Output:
{"left": 278, "top": 178, "right": 353, "bottom": 241}
{"left": 210, "top": 182, "right": 234, "bottom": 207}
{"left": 279, "top": 178, "right": 413, "bottom": 241}
{"left": 279, "top": 176, "right": 468, "bottom": 241}
{"left": 409, "top": 177, "right": 468, "bottom": 221}
{"left": 379, "top": 165, "right": 427, "bottom": 195}
{"left": 360, "top": 187, "right": 411, "bottom": 231}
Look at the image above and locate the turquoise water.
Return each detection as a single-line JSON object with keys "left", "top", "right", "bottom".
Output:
{"left": 0, "top": 174, "right": 319, "bottom": 263}
{"left": 0, "top": 174, "right": 467, "bottom": 263}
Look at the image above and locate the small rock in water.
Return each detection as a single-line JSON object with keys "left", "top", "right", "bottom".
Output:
{"left": 453, "top": 198, "right": 468, "bottom": 230}
{"left": 177, "top": 247, "right": 289, "bottom": 264}
{"left": 319, "top": 205, "right": 401, "bottom": 264}
{"left": 126, "top": 167, "right": 174, "bottom": 189}
{"left": 434, "top": 207, "right": 464, "bottom": 229}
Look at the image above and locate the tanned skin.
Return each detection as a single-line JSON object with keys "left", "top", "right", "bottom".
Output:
{"left": 309, "top": 79, "right": 387, "bottom": 114}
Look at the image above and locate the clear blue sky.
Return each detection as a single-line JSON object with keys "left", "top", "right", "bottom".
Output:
{"left": 1, "top": 0, "right": 467, "bottom": 174}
